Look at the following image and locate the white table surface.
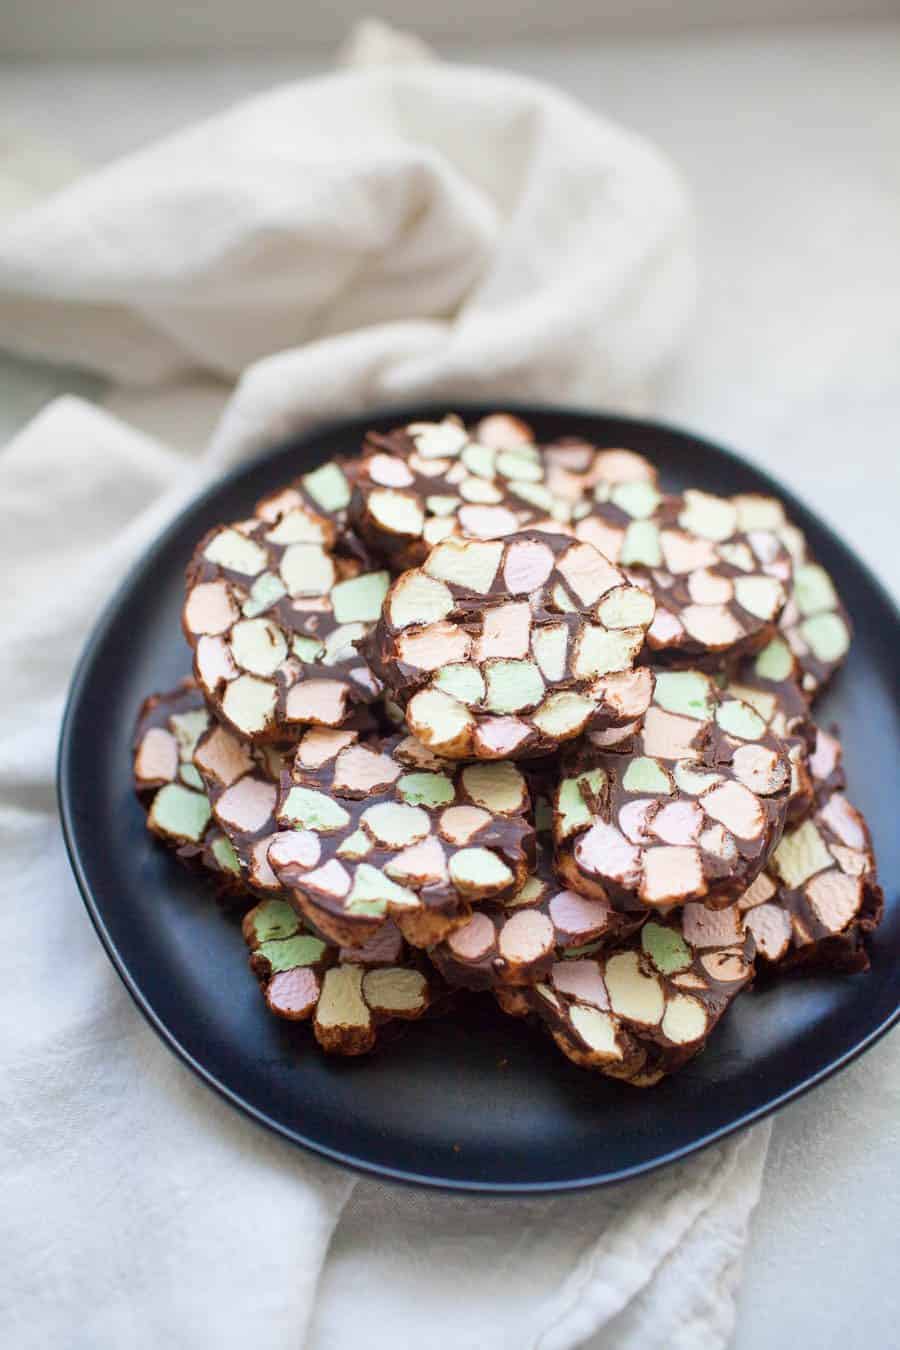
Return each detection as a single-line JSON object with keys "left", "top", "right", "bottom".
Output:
{"left": 1, "top": 22, "right": 898, "bottom": 1348}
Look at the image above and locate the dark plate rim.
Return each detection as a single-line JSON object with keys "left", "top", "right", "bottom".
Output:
{"left": 58, "top": 400, "right": 900, "bottom": 1194}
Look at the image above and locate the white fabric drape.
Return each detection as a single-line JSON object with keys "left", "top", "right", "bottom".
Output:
{"left": 0, "top": 26, "right": 771, "bottom": 1350}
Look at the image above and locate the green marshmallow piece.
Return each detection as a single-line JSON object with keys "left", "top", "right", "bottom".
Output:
{"left": 653, "top": 670, "right": 712, "bottom": 720}
{"left": 249, "top": 899, "right": 302, "bottom": 943}
{"left": 560, "top": 939, "right": 605, "bottom": 958}
{"left": 434, "top": 664, "right": 485, "bottom": 706}
{"left": 734, "top": 575, "right": 782, "bottom": 620}
{"left": 344, "top": 899, "right": 387, "bottom": 917}
{"left": 754, "top": 636, "right": 793, "bottom": 682}
{"left": 448, "top": 848, "right": 512, "bottom": 891}
{"left": 484, "top": 659, "right": 544, "bottom": 714}
{"left": 532, "top": 691, "right": 593, "bottom": 737}
{"left": 361, "top": 802, "right": 429, "bottom": 848}
{"left": 548, "top": 496, "right": 573, "bottom": 524}
{"left": 336, "top": 828, "right": 372, "bottom": 859}
{"left": 551, "top": 583, "right": 578, "bottom": 614}
{"left": 727, "top": 682, "right": 776, "bottom": 724}
{"left": 462, "top": 761, "right": 526, "bottom": 812}
{"left": 716, "top": 699, "right": 766, "bottom": 741}
{"left": 243, "top": 571, "right": 287, "bottom": 619}
{"left": 497, "top": 450, "right": 542, "bottom": 482}
{"left": 801, "top": 612, "right": 850, "bottom": 665}
{"left": 574, "top": 626, "right": 638, "bottom": 678}
{"left": 426, "top": 495, "right": 461, "bottom": 517}
{"left": 622, "top": 756, "right": 672, "bottom": 795}
{"left": 509, "top": 875, "right": 545, "bottom": 907}
{"left": 179, "top": 764, "right": 204, "bottom": 792}
{"left": 347, "top": 863, "right": 418, "bottom": 913}
{"left": 507, "top": 481, "right": 555, "bottom": 513}
{"left": 678, "top": 492, "right": 736, "bottom": 542}
{"left": 170, "top": 710, "right": 211, "bottom": 762}
{"left": 370, "top": 491, "right": 424, "bottom": 535}
{"left": 257, "top": 933, "right": 328, "bottom": 973}
{"left": 734, "top": 496, "right": 784, "bottom": 532}
{"left": 557, "top": 769, "right": 605, "bottom": 838}
{"left": 610, "top": 481, "right": 661, "bottom": 520}
{"left": 281, "top": 786, "right": 350, "bottom": 832}
{"left": 773, "top": 819, "right": 832, "bottom": 888}
{"left": 292, "top": 635, "right": 326, "bottom": 662}
{"left": 150, "top": 783, "right": 211, "bottom": 843}
{"left": 597, "top": 587, "right": 655, "bottom": 630}
{"left": 794, "top": 562, "right": 838, "bottom": 617}
{"left": 302, "top": 462, "right": 350, "bottom": 513}
{"left": 642, "top": 922, "right": 692, "bottom": 974}
{"left": 330, "top": 571, "right": 389, "bottom": 624}
{"left": 204, "top": 528, "right": 268, "bottom": 577}
{"left": 211, "top": 835, "right": 241, "bottom": 876}
{"left": 398, "top": 772, "right": 455, "bottom": 808}
{"left": 461, "top": 443, "right": 496, "bottom": 479}
{"left": 322, "top": 622, "right": 365, "bottom": 666}
{"left": 531, "top": 625, "right": 568, "bottom": 682}
{"left": 674, "top": 761, "right": 722, "bottom": 796}
{"left": 620, "top": 520, "right": 662, "bottom": 567}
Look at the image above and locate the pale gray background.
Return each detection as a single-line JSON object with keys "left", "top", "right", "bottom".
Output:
{"left": 2, "top": 0, "right": 898, "bottom": 55}
{"left": 1, "top": 15, "right": 898, "bottom": 1349}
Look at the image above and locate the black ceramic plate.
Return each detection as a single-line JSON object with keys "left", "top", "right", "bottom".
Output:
{"left": 59, "top": 404, "right": 900, "bottom": 1193}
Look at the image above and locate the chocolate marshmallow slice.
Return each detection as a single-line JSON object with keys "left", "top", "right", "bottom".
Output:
{"left": 132, "top": 681, "right": 247, "bottom": 892}
{"left": 268, "top": 729, "right": 536, "bottom": 948}
{"left": 363, "top": 530, "right": 655, "bottom": 760}
{"left": 511, "top": 900, "right": 753, "bottom": 1085}
{"left": 575, "top": 487, "right": 792, "bottom": 670}
{"left": 183, "top": 504, "right": 389, "bottom": 743}
{"left": 351, "top": 417, "right": 665, "bottom": 573}
{"left": 556, "top": 668, "right": 792, "bottom": 913}
{"left": 243, "top": 900, "right": 433, "bottom": 1055}
{"left": 430, "top": 842, "right": 643, "bottom": 992}
{"left": 349, "top": 415, "right": 562, "bottom": 571}
{"left": 739, "top": 726, "right": 883, "bottom": 973}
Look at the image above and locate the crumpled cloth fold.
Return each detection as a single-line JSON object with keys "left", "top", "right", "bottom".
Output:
{"left": 0, "top": 39, "right": 694, "bottom": 459}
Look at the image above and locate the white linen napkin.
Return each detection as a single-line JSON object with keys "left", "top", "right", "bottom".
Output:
{"left": 0, "top": 26, "right": 771, "bottom": 1350}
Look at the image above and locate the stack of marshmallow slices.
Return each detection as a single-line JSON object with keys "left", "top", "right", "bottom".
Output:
{"left": 132, "top": 413, "right": 882, "bottom": 1083}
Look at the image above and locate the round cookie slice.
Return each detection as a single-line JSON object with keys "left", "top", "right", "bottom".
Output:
{"left": 132, "top": 681, "right": 245, "bottom": 889}
{"left": 182, "top": 498, "right": 389, "bottom": 742}
{"left": 349, "top": 415, "right": 661, "bottom": 573}
{"left": 363, "top": 530, "right": 656, "bottom": 760}
{"left": 555, "top": 669, "right": 792, "bottom": 913}
{"left": 574, "top": 487, "right": 792, "bottom": 669}
{"left": 430, "top": 843, "right": 643, "bottom": 993}
{"left": 500, "top": 900, "right": 753, "bottom": 1086}
{"left": 349, "top": 415, "right": 564, "bottom": 571}
{"left": 243, "top": 900, "right": 435, "bottom": 1055}
{"left": 268, "top": 729, "right": 536, "bottom": 948}
{"left": 739, "top": 726, "right": 883, "bottom": 973}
